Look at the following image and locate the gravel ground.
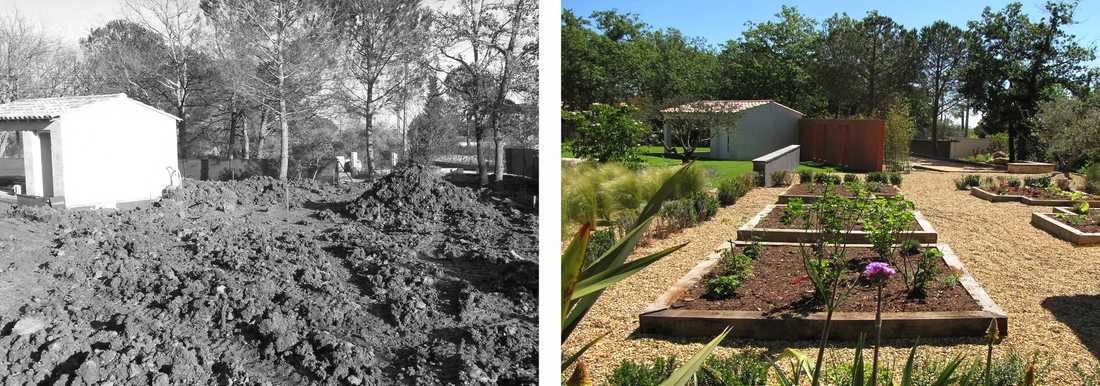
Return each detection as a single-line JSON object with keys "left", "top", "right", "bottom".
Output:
{"left": 563, "top": 170, "right": 1100, "bottom": 384}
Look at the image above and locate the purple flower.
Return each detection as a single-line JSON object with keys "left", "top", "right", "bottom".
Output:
{"left": 862, "top": 262, "right": 896, "bottom": 283}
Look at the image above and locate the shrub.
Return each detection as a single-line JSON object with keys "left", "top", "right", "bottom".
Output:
{"left": 888, "top": 172, "right": 903, "bottom": 186}
{"left": 964, "top": 174, "right": 981, "bottom": 187}
{"left": 814, "top": 173, "right": 841, "bottom": 185}
{"left": 865, "top": 181, "right": 884, "bottom": 193}
{"left": 691, "top": 192, "right": 720, "bottom": 221}
{"left": 1006, "top": 177, "right": 1022, "bottom": 188}
{"left": 843, "top": 174, "right": 860, "bottom": 184}
{"left": 717, "top": 176, "right": 750, "bottom": 206}
{"left": 770, "top": 170, "right": 792, "bottom": 187}
{"left": 583, "top": 229, "right": 616, "bottom": 267}
{"left": 1086, "top": 162, "right": 1100, "bottom": 195}
{"left": 954, "top": 178, "right": 970, "bottom": 190}
{"left": 956, "top": 350, "right": 1049, "bottom": 386}
{"left": 1024, "top": 175, "right": 1051, "bottom": 188}
{"left": 706, "top": 275, "right": 743, "bottom": 298}
{"left": 885, "top": 102, "right": 915, "bottom": 171}
{"left": 900, "top": 239, "right": 921, "bottom": 256}
{"left": 866, "top": 172, "right": 888, "bottom": 184}
{"left": 799, "top": 170, "right": 814, "bottom": 184}
{"left": 909, "top": 248, "right": 943, "bottom": 298}
{"left": 700, "top": 354, "right": 769, "bottom": 386}
{"left": 607, "top": 356, "right": 678, "bottom": 386}
{"left": 564, "top": 103, "right": 648, "bottom": 163}
{"left": 742, "top": 240, "right": 764, "bottom": 260}
{"left": 659, "top": 198, "right": 696, "bottom": 233}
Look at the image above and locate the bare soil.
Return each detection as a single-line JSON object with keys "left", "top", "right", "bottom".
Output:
{"left": 0, "top": 165, "right": 537, "bottom": 385}
{"left": 673, "top": 245, "right": 979, "bottom": 314}
{"left": 785, "top": 183, "right": 899, "bottom": 197}
{"left": 757, "top": 208, "right": 920, "bottom": 231}
{"left": 1054, "top": 214, "right": 1100, "bottom": 233}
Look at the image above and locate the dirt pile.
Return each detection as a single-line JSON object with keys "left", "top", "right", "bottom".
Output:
{"left": 0, "top": 172, "right": 537, "bottom": 385}
{"left": 164, "top": 176, "right": 361, "bottom": 211}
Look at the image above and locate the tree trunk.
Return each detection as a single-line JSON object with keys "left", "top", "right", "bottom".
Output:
{"left": 476, "top": 133, "right": 488, "bottom": 186}
{"left": 243, "top": 115, "right": 251, "bottom": 160}
{"left": 277, "top": 45, "right": 288, "bottom": 180}
{"left": 256, "top": 110, "right": 267, "bottom": 159}
{"left": 1007, "top": 125, "right": 1016, "bottom": 162}
{"left": 363, "top": 118, "right": 374, "bottom": 178}
{"left": 931, "top": 99, "right": 940, "bottom": 157}
{"left": 494, "top": 133, "right": 504, "bottom": 183}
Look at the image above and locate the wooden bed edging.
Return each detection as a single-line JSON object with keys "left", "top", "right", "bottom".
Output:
{"left": 1031, "top": 212, "right": 1100, "bottom": 246}
{"left": 736, "top": 204, "right": 938, "bottom": 244}
{"left": 777, "top": 184, "right": 902, "bottom": 204}
{"left": 639, "top": 241, "right": 1008, "bottom": 340}
{"left": 969, "top": 187, "right": 1100, "bottom": 207}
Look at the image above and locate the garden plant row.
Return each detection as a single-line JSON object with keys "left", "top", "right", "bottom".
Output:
{"left": 641, "top": 171, "right": 1008, "bottom": 341}
{"left": 955, "top": 173, "right": 1100, "bottom": 245}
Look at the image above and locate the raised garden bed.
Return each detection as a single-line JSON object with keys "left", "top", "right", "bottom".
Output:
{"left": 639, "top": 241, "right": 1007, "bottom": 340}
{"left": 1006, "top": 162, "right": 1055, "bottom": 174}
{"left": 969, "top": 186, "right": 1100, "bottom": 206}
{"left": 736, "top": 204, "right": 938, "bottom": 244}
{"left": 1031, "top": 209, "right": 1100, "bottom": 245}
{"left": 777, "top": 183, "right": 901, "bottom": 204}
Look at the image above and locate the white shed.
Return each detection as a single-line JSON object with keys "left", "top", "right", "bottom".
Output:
{"left": 0, "top": 94, "right": 181, "bottom": 208}
{"left": 661, "top": 100, "right": 804, "bottom": 160}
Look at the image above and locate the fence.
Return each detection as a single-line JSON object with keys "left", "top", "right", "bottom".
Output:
{"left": 0, "top": 158, "right": 22, "bottom": 177}
{"left": 799, "top": 119, "right": 885, "bottom": 172}
{"left": 179, "top": 158, "right": 337, "bottom": 181}
{"left": 911, "top": 138, "right": 994, "bottom": 160}
{"left": 753, "top": 145, "right": 800, "bottom": 187}
{"left": 504, "top": 147, "right": 538, "bottom": 179}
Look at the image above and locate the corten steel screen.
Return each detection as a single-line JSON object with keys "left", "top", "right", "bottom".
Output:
{"left": 798, "top": 119, "right": 885, "bottom": 172}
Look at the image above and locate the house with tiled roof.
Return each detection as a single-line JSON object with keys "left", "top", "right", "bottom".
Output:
{"left": 0, "top": 93, "right": 181, "bottom": 208}
{"left": 661, "top": 99, "right": 803, "bottom": 160}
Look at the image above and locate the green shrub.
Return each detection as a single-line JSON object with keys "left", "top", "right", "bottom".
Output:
{"left": 1006, "top": 177, "right": 1022, "bottom": 188}
{"left": 1024, "top": 175, "right": 1051, "bottom": 188}
{"left": 964, "top": 174, "right": 981, "bottom": 187}
{"left": 606, "top": 356, "right": 678, "bottom": 386}
{"left": 564, "top": 103, "right": 648, "bottom": 163}
{"left": 1057, "top": 178, "right": 1075, "bottom": 191}
{"left": 900, "top": 239, "right": 921, "bottom": 256}
{"left": 742, "top": 240, "right": 764, "bottom": 260}
{"left": 888, "top": 172, "right": 903, "bottom": 186}
{"left": 1086, "top": 162, "right": 1100, "bottom": 194}
{"left": 814, "top": 173, "right": 841, "bottom": 185}
{"left": 706, "top": 275, "right": 743, "bottom": 298}
{"left": 691, "top": 192, "right": 720, "bottom": 221}
{"left": 955, "top": 350, "right": 1049, "bottom": 386}
{"left": 659, "top": 198, "right": 697, "bottom": 233}
{"left": 583, "top": 229, "right": 616, "bottom": 268}
{"left": 770, "top": 170, "right": 792, "bottom": 187}
{"left": 909, "top": 248, "right": 943, "bottom": 298}
{"left": 717, "top": 176, "right": 750, "bottom": 206}
{"left": 865, "top": 181, "right": 884, "bottom": 193}
{"left": 843, "top": 174, "right": 860, "bottom": 184}
{"left": 799, "top": 170, "right": 814, "bottom": 184}
{"left": 698, "top": 354, "right": 769, "bottom": 386}
{"left": 866, "top": 172, "right": 889, "bottom": 184}
{"left": 954, "top": 177, "right": 970, "bottom": 190}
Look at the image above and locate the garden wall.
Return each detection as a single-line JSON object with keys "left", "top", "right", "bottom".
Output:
{"left": 799, "top": 119, "right": 885, "bottom": 172}
{"left": 752, "top": 145, "right": 799, "bottom": 186}
{"left": 504, "top": 147, "right": 538, "bottom": 180}
{"left": 179, "top": 158, "right": 337, "bottom": 181}
{"left": 911, "top": 138, "right": 993, "bottom": 159}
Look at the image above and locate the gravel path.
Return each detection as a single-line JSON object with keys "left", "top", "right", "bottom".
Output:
{"left": 563, "top": 170, "right": 1100, "bottom": 384}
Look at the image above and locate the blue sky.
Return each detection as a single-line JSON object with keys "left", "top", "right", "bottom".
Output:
{"left": 562, "top": 0, "right": 1100, "bottom": 62}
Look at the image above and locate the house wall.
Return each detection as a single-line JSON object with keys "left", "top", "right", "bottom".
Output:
{"left": 711, "top": 103, "right": 802, "bottom": 160}
{"left": 55, "top": 98, "right": 179, "bottom": 208}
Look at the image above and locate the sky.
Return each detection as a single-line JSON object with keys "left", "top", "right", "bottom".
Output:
{"left": 562, "top": 0, "right": 1100, "bottom": 65}
{"left": 5, "top": 0, "right": 125, "bottom": 46}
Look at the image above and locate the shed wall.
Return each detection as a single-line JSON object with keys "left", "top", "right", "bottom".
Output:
{"left": 56, "top": 99, "right": 179, "bottom": 208}
{"left": 711, "top": 103, "right": 802, "bottom": 160}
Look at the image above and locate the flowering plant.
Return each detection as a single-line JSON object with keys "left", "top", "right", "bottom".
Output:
{"left": 862, "top": 262, "right": 896, "bottom": 284}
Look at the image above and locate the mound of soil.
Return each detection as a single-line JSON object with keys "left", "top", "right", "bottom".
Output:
{"left": 0, "top": 172, "right": 537, "bottom": 385}
{"left": 165, "top": 176, "right": 361, "bottom": 211}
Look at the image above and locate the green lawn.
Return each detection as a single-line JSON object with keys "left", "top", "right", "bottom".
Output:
{"left": 563, "top": 145, "right": 838, "bottom": 183}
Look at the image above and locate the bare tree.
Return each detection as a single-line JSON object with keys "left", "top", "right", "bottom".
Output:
{"left": 435, "top": 0, "right": 536, "bottom": 186}
{"left": 333, "top": 0, "right": 430, "bottom": 178}
{"left": 207, "top": 0, "right": 334, "bottom": 179}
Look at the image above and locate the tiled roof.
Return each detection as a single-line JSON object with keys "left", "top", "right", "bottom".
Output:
{"left": 660, "top": 99, "right": 803, "bottom": 115}
{"left": 0, "top": 94, "right": 128, "bottom": 121}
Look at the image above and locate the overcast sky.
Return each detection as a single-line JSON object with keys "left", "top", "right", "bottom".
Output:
{"left": 5, "top": 0, "right": 125, "bottom": 46}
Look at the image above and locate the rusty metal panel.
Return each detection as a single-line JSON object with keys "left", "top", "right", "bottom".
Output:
{"left": 798, "top": 119, "right": 885, "bottom": 172}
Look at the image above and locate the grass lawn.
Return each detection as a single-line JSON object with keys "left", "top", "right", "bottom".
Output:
{"left": 563, "top": 145, "right": 839, "bottom": 183}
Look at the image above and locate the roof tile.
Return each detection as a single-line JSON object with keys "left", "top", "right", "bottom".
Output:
{"left": 0, "top": 94, "right": 128, "bottom": 121}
